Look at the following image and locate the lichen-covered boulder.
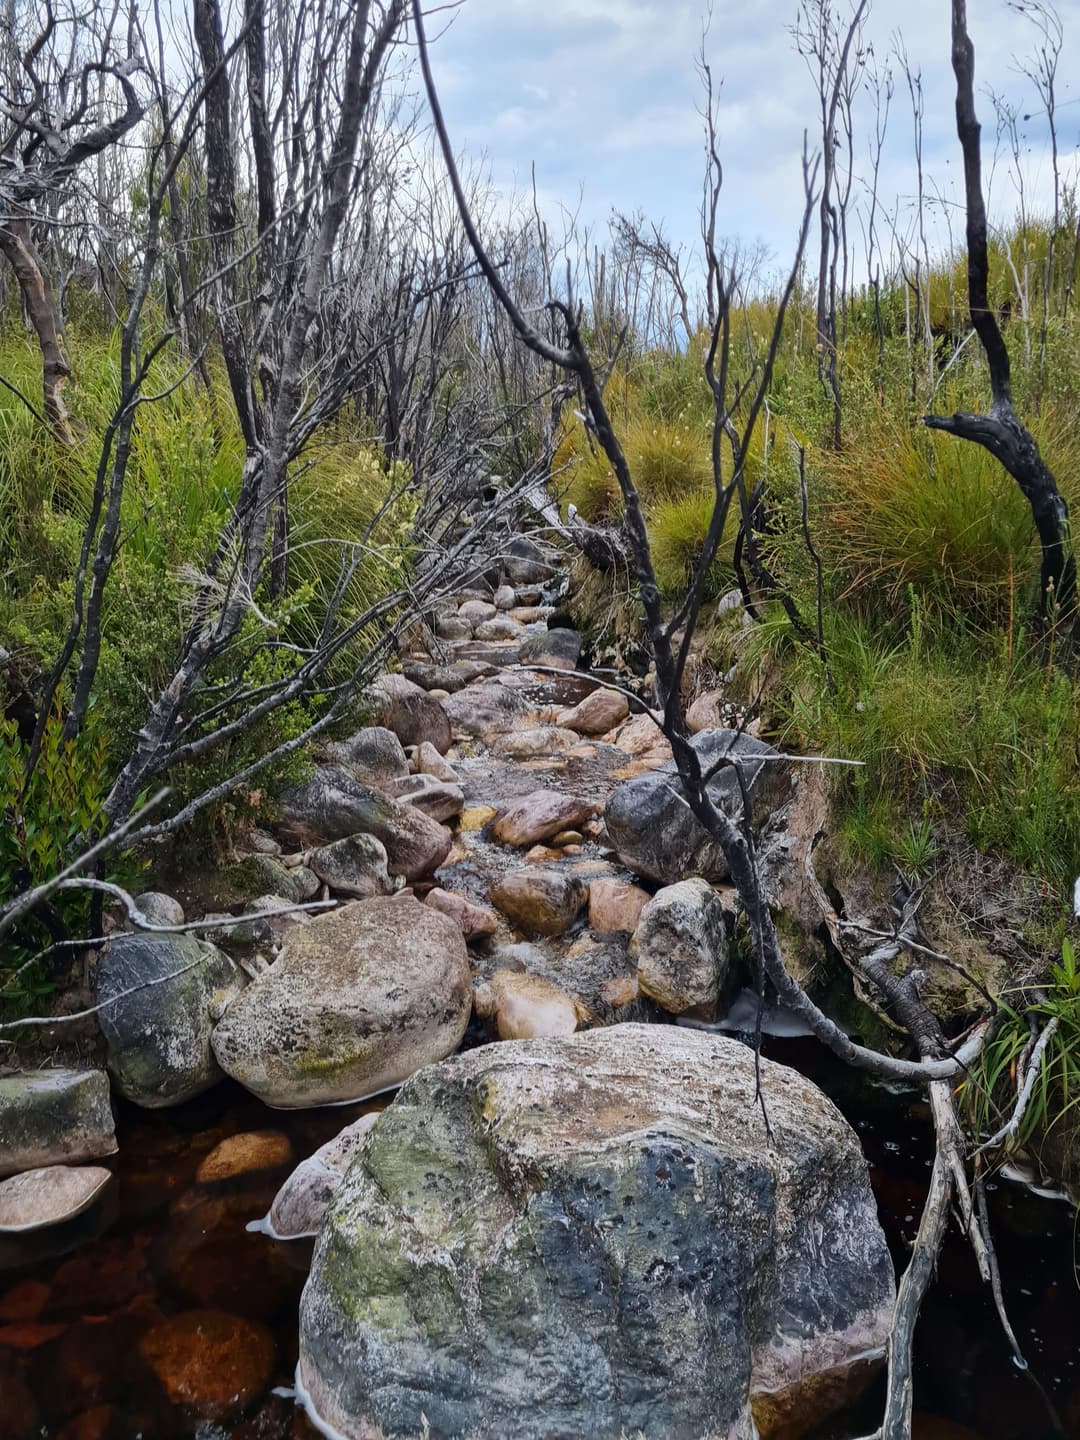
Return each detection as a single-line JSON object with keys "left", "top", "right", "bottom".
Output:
{"left": 298, "top": 1025, "right": 894, "bottom": 1440}
{"left": 441, "top": 682, "right": 532, "bottom": 738}
{"left": 0, "top": 1069, "right": 116, "bottom": 1177}
{"left": 605, "top": 729, "right": 788, "bottom": 884}
{"left": 210, "top": 897, "right": 471, "bottom": 1108}
{"left": 633, "top": 877, "right": 730, "bottom": 1019}
{"left": 307, "top": 833, "right": 394, "bottom": 898}
{"left": 95, "top": 934, "right": 243, "bottom": 1108}
{"left": 322, "top": 725, "right": 410, "bottom": 786}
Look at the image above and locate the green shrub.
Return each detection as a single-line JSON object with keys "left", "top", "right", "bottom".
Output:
{"left": 0, "top": 706, "right": 124, "bottom": 1017}
{"left": 963, "top": 937, "right": 1080, "bottom": 1167}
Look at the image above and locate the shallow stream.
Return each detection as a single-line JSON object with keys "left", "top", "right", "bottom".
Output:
{"left": 2, "top": 649, "right": 1078, "bottom": 1439}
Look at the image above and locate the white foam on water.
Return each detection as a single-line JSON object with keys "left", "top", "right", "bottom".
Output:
{"left": 290, "top": 1359, "right": 354, "bottom": 1440}
{"left": 678, "top": 987, "right": 823, "bottom": 1039}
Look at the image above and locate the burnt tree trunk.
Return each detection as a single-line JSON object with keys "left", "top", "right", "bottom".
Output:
{"left": 924, "top": 0, "right": 1075, "bottom": 617}
{"left": 0, "top": 217, "right": 76, "bottom": 444}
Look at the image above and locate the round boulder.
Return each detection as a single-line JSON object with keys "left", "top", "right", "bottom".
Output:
{"left": 95, "top": 933, "right": 243, "bottom": 1108}
{"left": 490, "top": 868, "right": 588, "bottom": 937}
{"left": 633, "top": 878, "right": 730, "bottom": 1019}
{"left": 210, "top": 897, "right": 472, "bottom": 1108}
{"left": 369, "top": 674, "right": 452, "bottom": 755}
{"left": 298, "top": 1025, "right": 894, "bottom": 1440}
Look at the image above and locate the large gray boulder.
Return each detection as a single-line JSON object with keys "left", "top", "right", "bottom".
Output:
{"left": 370, "top": 674, "right": 452, "bottom": 755}
{"left": 520, "top": 626, "right": 582, "bottom": 671}
{"left": 633, "top": 878, "right": 730, "bottom": 1020}
{"left": 211, "top": 897, "right": 472, "bottom": 1108}
{"left": 0, "top": 1069, "right": 116, "bottom": 1177}
{"left": 441, "top": 682, "right": 532, "bottom": 738}
{"left": 605, "top": 729, "right": 788, "bottom": 884}
{"left": 278, "top": 766, "right": 451, "bottom": 879}
{"left": 298, "top": 1025, "right": 894, "bottom": 1440}
{"left": 504, "top": 534, "right": 554, "bottom": 585}
{"left": 322, "top": 725, "right": 410, "bottom": 786}
{"left": 95, "top": 934, "right": 244, "bottom": 1108}
{"left": 307, "top": 834, "right": 395, "bottom": 898}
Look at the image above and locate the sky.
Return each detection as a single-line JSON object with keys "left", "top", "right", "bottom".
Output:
{"left": 424, "top": 0, "right": 1080, "bottom": 284}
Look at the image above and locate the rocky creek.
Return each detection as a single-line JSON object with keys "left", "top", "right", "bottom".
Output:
{"left": 1, "top": 558, "right": 1078, "bottom": 1439}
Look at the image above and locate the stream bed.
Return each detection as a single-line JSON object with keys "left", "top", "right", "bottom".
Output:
{"left": 1, "top": 1048, "right": 1077, "bottom": 1440}
{"left": 3, "top": 639, "right": 1077, "bottom": 1439}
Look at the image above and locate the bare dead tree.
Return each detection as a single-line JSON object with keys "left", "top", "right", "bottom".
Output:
{"left": 859, "top": 48, "right": 893, "bottom": 389}
{"left": 925, "top": 0, "right": 1075, "bottom": 620}
{"left": 794, "top": 0, "right": 868, "bottom": 447}
{"left": 1008, "top": 0, "right": 1062, "bottom": 402}
{"left": 0, "top": 0, "right": 146, "bottom": 441}
{"left": 408, "top": 3, "right": 1049, "bottom": 1432}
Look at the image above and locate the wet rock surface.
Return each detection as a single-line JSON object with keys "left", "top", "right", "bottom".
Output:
{"left": 605, "top": 728, "right": 788, "bottom": 884}
{"left": 0, "top": 1167, "right": 112, "bottom": 1234}
{"left": 298, "top": 1024, "right": 895, "bottom": 1440}
{"left": 0, "top": 1071, "right": 117, "bottom": 1178}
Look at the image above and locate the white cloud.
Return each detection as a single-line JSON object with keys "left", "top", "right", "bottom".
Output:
{"left": 425, "top": 0, "right": 1080, "bottom": 274}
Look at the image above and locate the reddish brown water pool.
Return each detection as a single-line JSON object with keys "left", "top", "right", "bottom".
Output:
{"left": 0, "top": 1045, "right": 1077, "bottom": 1440}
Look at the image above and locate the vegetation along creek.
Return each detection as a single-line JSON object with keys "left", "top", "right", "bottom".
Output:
{"left": 1, "top": 1, "right": 1079, "bottom": 1438}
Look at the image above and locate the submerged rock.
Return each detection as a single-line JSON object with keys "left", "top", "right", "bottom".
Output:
{"left": 95, "top": 933, "right": 243, "bottom": 1108}
{"left": 196, "top": 1131, "right": 293, "bottom": 1184}
{"left": 138, "top": 1309, "right": 274, "bottom": 1420}
{"left": 210, "top": 897, "right": 471, "bottom": 1107}
{"left": 633, "top": 878, "right": 730, "bottom": 1019}
{"left": 0, "top": 1069, "right": 116, "bottom": 1178}
{"left": 605, "top": 729, "right": 787, "bottom": 884}
{"left": 0, "top": 1166, "right": 111, "bottom": 1234}
{"left": 298, "top": 1024, "right": 894, "bottom": 1440}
